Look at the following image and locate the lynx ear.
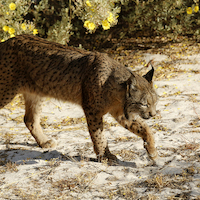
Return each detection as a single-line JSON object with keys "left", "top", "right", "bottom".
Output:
{"left": 143, "top": 66, "right": 154, "bottom": 83}
{"left": 126, "top": 75, "right": 136, "bottom": 97}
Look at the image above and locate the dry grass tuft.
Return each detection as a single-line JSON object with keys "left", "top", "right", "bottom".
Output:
{"left": 147, "top": 194, "right": 158, "bottom": 200}
{"left": 180, "top": 140, "right": 200, "bottom": 151}
{"left": 167, "top": 192, "right": 195, "bottom": 200}
{"left": 0, "top": 161, "right": 19, "bottom": 173}
{"left": 2, "top": 133, "right": 16, "bottom": 145}
{"left": 115, "top": 149, "right": 138, "bottom": 161}
{"left": 145, "top": 174, "right": 165, "bottom": 190}
{"left": 47, "top": 158, "right": 61, "bottom": 168}
{"left": 137, "top": 170, "right": 196, "bottom": 193}
{"left": 106, "top": 183, "right": 138, "bottom": 199}
{"left": 52, "top": 178, "right": 77, "bottom": 191}
{"left": 12, "top": 187, "right": 40, "bottom": 200}
{"left": 52, "top": 171, "right": 97, "bottom": 193}
{"left": 5, "top": 161, "right": 19, "bottom": 172}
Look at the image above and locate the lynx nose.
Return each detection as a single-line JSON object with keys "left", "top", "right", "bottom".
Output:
{"left": 150, "top": 109, "right": 156, "bottom": 117}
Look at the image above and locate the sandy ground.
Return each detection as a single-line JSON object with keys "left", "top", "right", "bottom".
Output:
{"left": 0, "top": 47, "right": 200, "bottom": 199}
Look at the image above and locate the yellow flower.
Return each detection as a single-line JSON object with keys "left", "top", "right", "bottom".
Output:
{"left": 84, "top": 20, "right": 95, "bottom": 30}
{"left": 33, "top": 29, "right": 38, "bottom": 35}
{"left": 6, "top": 12, "right": 9, "bottom": 15}
{"left": 1, "top": 39, "right": 5, "bottom": 42}
{"left": 10, "top": 34, "right": 15, "bottom": 38}
{"left": 21, "top": 23, "right": 27, "bottom": 31}
{"left": 29, "top": 24, "right": 34, "bottom": 30}
{"left": 3, "top": 25, "right": 9, "bottom": 32}
{"left": 102, "top": 20, "right": 110, "bottom": 30}
{"left": 9, "top": 3, "right": 16, "bottom": 11}
{"left": 88, "top": 22, "right": 95, "bottom": 30}
{"left": 84, "top": 20, "right": 90, "bottom": 28}
{"left": 86, "top": 0, "right": 92, "bottom": 7}
{"left": 8, "top": 27, "right": 15, "bottom": 35}
{"left": 107, "top": 12, "right": 114, "bottom": 23}
{"left": 194, "top": 5, "right": 199, "bottom": 13}
{"left": 187, "top": 7, "right": 193, "bottom": 14}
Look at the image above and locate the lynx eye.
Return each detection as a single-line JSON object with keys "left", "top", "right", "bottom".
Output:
{"left": 140, "top": 103, "right": 149, "bottom": 108}
{"left": 140, "top": 103, "right": 148, "bottom": 108}
{"left": 136, "top": 103, "right": 148, "bottom": 108}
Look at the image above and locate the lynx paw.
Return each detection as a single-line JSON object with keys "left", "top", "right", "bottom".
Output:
{"left": 97, "top": 153, "right": 118, "bottom": 163}
{"left": 144, "top": 142, "right": 158, "bottom": 161}
{"left": 151, "top": 157, "right": 166, "bottom": 167}
{"left": 40, "top": 139, "right": 57, "bottom": 148}
{"left": 106, "top": 153, "right": 118, "bottom": 162}
{"left": 101, "top": 153, "right": 118, "bottom": 165}
{"left": 148, "top": 151, "right": 158, "bottom": 161}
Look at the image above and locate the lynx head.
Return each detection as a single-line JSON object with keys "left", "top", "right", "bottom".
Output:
{"left": 124, "top": 67, "right": 158, "bottom": 120}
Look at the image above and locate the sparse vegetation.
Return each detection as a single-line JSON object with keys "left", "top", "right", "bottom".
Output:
{"left": 107, "top": 183, "right": 138, "bottom": 199}
{"left": 1, "top": 0, "right": 200, "bottom": 45}
{"left": 0, "top": 161, "right": 18, "bottom": 173}
{"left": 115, "top": 149, "right": 138, "bottom": 161}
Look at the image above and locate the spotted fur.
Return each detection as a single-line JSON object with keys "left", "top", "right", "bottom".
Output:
{"left": 0, "top": 35, "right": 158, "bottom": 162}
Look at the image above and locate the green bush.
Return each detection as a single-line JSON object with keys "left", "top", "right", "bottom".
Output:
{"left": 0, "top": 0, "right": 123, "bottom": 43}
{"left": 120, "top": 0, "right": 200, "bottom": 38}
{"left": 0, "top": 0, "right": 200, "bottom": 44}
{"left": 0, "top": 0, "right": 37, "bottom": 41}
{"left": 72, "top": 0, "right": 121, "bottom": 32}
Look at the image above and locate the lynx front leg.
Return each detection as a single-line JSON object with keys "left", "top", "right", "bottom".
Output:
{"left": 113, "top": 113, "right": 158, "bottom": 160}
{"left": 84, "top": 111, "right": 117, "bottom": 162}
{"left": 23, "top": 93, "right": 56, "bottom": 148}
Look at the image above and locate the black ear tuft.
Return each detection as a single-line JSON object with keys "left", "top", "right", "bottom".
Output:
{"left": 126, "top": 77, "right": 132, "bottom": 98}
{"left": 143, "top": 66, "right": 154, "bottom": 83}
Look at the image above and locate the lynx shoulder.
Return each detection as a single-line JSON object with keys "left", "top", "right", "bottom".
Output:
{"left": 0, "top": 35, "right": 158, "bottom": 162}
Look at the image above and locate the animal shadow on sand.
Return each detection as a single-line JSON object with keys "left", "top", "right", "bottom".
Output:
{"left": 0, "top": 142, "right": 137, "bottom": 167}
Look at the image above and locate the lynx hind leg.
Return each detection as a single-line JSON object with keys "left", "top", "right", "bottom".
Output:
{"left": 23, "top": 93, "right": 56, "bottom": 148}
{"left": 84, "top": 111, "right": 117, "bottom": 162}
{"left": 113, "top": 114, "right": 158, "bottom": 160}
